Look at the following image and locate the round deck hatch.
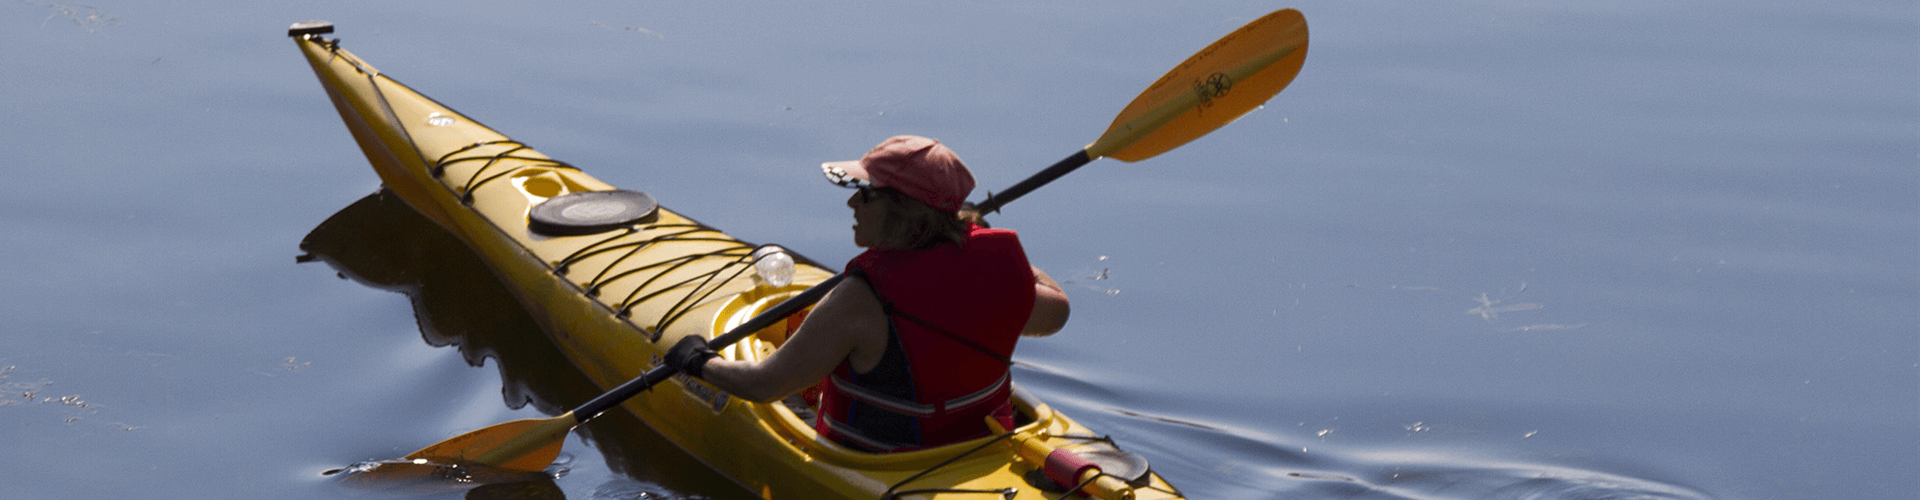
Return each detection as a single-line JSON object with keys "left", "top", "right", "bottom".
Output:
{"left": 528, "top": 190, "right": 658, "bottom": 236}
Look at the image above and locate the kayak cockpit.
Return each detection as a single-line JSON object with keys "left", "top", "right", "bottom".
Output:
{"left": 713, "top": 287, "right": 1061, "bottom": 459}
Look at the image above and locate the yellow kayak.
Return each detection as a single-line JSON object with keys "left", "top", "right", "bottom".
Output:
{"left": 291, "top": 22, "right": 1185, "bottom": 500}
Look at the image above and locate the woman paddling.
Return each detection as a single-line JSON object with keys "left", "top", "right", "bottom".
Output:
{"left": 664, "top": 135, "right": 1070, "bottom": 452}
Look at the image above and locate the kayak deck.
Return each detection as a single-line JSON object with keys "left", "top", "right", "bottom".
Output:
{"left": 293, "top": 23, "right": 1184, "bottom": 500}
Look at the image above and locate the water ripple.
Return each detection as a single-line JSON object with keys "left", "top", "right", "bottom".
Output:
{"left": 1015, "top": 363, "right": 1713, "bottom": 500}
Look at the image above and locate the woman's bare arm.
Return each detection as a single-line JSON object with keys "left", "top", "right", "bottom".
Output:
{"left": 1023, "top": 266, "right": 1070, "bottom": 337}
{"left": 699, "top": 276, "right": 889, "bottom": 402}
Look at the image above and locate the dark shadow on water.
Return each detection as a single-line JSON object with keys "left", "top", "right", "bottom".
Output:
{"left": 298, "top": 190, "right": 754, "bottom": 500}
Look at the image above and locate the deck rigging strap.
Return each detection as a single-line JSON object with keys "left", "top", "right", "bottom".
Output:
{"left": 429, "top": 140, "right": 579, "bottom": 204}
{"left": 433, "top": 140, "right": 580, "bottom": 174}
{"left": 878, "top": 430, "right": 1020, "bottom": 500}
{"left": 552, "top": 224, "right": 702, "bottom": 275}
{"left": 643, "top": 245, "right": 767, "bottom": 338}
{"left": 575, "top": 231, "right": 729, "bottom": 288}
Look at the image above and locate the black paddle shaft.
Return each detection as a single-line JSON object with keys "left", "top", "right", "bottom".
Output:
{"left": 571, "top": 273, "right": 848, "bottom": 422}
{"left": 975, "top": 150, "right": 1093, "bottom": 215}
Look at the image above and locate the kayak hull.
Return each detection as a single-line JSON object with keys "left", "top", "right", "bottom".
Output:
{"left": 294, "top": 28, "right": 1183, "bottom": 500}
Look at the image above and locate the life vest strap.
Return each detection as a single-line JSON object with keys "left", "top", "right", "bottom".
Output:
{"left": 829, "top": 370, "right": 1009, "bottom": 418}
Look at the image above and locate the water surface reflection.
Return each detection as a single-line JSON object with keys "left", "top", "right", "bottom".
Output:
{"left": 299, "top": 190, "right": 753, "bottom": 499}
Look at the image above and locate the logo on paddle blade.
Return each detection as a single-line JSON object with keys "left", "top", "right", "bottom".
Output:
{"left": 1193, "top": 72, "right": 1233, "bottom": 114}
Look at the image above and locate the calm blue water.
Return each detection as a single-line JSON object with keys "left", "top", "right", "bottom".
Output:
{"left": 3, "top": 1, "right": 1913, "bottom": 499}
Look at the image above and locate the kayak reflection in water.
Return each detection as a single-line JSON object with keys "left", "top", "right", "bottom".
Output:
{"left": 663, "top": 135, "right": 1071, "bottom": 452}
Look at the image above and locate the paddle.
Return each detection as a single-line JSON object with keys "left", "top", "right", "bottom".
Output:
{"left": 976, "top": 8, "right": 1308, "bottom": 214}
{"left": 392, "top": 8, "right": 1308, "bottom": 473}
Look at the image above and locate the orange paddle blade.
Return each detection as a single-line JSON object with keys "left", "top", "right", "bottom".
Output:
{"left": 403, "top": 413, "right": 576, "bottom": 472}
{"left": 1090, "top": 9, "right": 1309, "bottom": 162}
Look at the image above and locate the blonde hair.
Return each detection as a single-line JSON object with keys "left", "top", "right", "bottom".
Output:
{"left": 873, "top": 188, "right": 969, "bottom": 250}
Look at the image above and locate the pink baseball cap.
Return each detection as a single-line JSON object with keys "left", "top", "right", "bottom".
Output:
{"left": 821, "top": 135, "right": 976, "bottom": 213}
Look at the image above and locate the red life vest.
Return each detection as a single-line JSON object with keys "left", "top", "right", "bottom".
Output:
{"left": 816, "top": 224, "right": 1035, "bottom": 451}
